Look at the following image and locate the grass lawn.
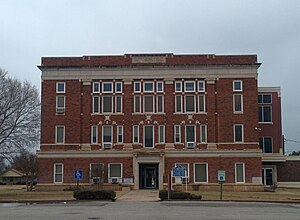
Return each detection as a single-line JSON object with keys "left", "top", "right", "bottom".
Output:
{"left": 0, "top": 185, "right": 129, "bottom": 202}
{"left": 191, "top": 188, "right": 300, "bottom": 202}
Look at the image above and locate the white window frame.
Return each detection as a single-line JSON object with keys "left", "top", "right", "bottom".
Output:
{"left": 56, "top": 82, "right": 65, "bottom": 93}
{"left": 143, "top": 95, "right": 154, "bottom": 113}
{"left": 259, "top": 106, "right": 272, "bottom": 123}
{"left": 234, "top": 124, "right": 244, "bottom": 143}
{"left": 259, "top": 137, "right": 273, "bottom": 153}
{"left": 134, "top": 95, "right": 141, "bottom": 113}
{"left": 55, "top": 125, "right": 65, "bottom": 144}
{"left": 115, "top": 82, "right": 122, "bottom": 93}
{"left": 233, "top": 94, "right": 243, "bottom": 113}
{"left": 102, "top": 82, "right": 113, "bottom": 93}
{"left": 175, "top": 95, "right": 182, "bottom": 113}
{"left": 117, "top": 126, "right": 123, "bottom": 143}
{"left": 133, "top": 125, "right": 139, "bottom": 143}
{"left": 54, "top": 163, "right": 63, "bottom": 183}
{"left": 200, "top": 124, "right": 207, "bottom": 143}
{"left": 134, "top": 81, "right": 141, "bottom": 93}
{"left": 175, "top": 81, "right": 182, "bottom": 92}
{"left": 143, "top": 125, "right": 154, "bottom": 148}
{"left": 90, "top": 163, "right": 104, "bottom": 181}
{"left": 108, "top": 163, "right": 123, "bottom": 179}
{"left": 115, "top": 96, "right": 122, "bottom": 113}
{"left": 92, "top": 96, "right": 100, "bottom": 113}
{"left": 156, "top": 81, "right": 164, "bottom": 92}
{"left": 174, "top": 125, "right": 181, "bottom": 143}
{"left": 235, "top": 162, "right": 245, "bottom": 183}
{"left": 158, "top": 125, "right": 165, "bottom": 143}
{"left": 102, "top": 96, "right": 113, "bottom": 113}
{"left": 185, "top": 125, "right": 196, "bottom": 146}
{"left": 143, "top": 81, "right": 154, "bottom": 93}
{"left": 194, "top": 163, "right": 208, "bottom": 183}
{"left": 198, "top": 81, "right": 205, "bottom": 92}
{"left": 258, "top": 94, "right": 272, "bottom": 104}
{"left": 184, "top": 81, "right": 195, "bottom": 92}
{"left": 56, "top": 95, "right": 65, "bottom": 114}
{"left": 102, "top": 125, "right": 113, "bottom": 145}
{"left": 233, "top": 80, "right": 243, "bottom": 92}
{"left": 184, "top": 95, "right": 196, "bottom": 113}
{"left": 198, "top": 95, "right": 206, "bottom": 113}
{"left": 93, "top": 82, "right": 100, "bottom": 93}
{"left": 156, "top": 95, "right": 164, "bottom": 113}
{"left": 91, "top": 126, "right": 98, "bottom": 144}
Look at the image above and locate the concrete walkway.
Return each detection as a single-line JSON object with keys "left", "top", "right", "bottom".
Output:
{"left": 117, "top": 190, "right": 160, "bottom": 202}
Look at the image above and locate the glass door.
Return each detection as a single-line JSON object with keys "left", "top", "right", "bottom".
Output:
{"left": 144, "top": 167, "right": 156, "bottom": 188}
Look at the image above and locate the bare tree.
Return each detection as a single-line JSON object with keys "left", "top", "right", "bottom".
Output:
{"left": 0, "top": 69, "right": 40, "bottom": 161}
{"left": 12, "top": 150, "right": 38, "bottom": 191}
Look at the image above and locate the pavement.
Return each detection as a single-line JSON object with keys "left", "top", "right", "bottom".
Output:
{"left": 117, "top": 190, "right": 159, "bottom": 202}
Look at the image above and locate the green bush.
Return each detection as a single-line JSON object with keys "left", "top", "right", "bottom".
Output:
{"left": 73, "top": 190, "right": 116, "bottom": 201}
{"left": 159, "top": 190, "right": 202, "bottom": 200}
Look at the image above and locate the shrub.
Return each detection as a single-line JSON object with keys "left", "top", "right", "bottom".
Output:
{"left": 73, "top": 190, "right": 116, "bottom": 201}
{"left": 159, "top": 190, "right": 202, "bottom": 200}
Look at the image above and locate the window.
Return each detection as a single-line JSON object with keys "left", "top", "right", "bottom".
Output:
{"left": 198, "top": 95, "right": 205, "bottom": 112}
{"left": 93, "top": 96, "right": 100, "bottom": 113}
{"left": 157, "top": 95, "right": 164, "bottom": 113}
{"left": 175, "top": 96, "right": 182, "bottom": 113}
{"left": 102, "top": 82, "right": 113, "bottom": 93}
{"left": 158, "top": 125, "right": 165, "bottom": 143}
{"left": 234, "top": 124, "right": 244, "bottom": 143}
{"left": 115, "top": 82, "right": 122, "bottom": 93}
{"left": 194, "top": 163, "right": 208, "bottom": 183}
{"left": 258, "top": 94, "right": 272, "bottom": 104}
{"left": 102, "top": 96, "right": 113, "bottom": 113}
{"left": 235, "top": 163, "right": 245, "bottom": 183}
{"left": 198, "top": 81, "right": 205, "bottom": 92}
{"left": 259, "top": 106, "right": 272, "bottom": 122}
{"left": 233, "top": 80, "right": 242, "bottom": 92}
{"left": 185, "top": 95, "right": 195, "bottom": 112}
{"left": 157, "top": 82, "right": 163, "bottom": 92}
{"left": 233, "top": 94, "right": 243, "bottom": 113}
{"left": 134, "top": 96, "right": 141, "bottom": 113}
{"left": 186, "top": 125, "right": 196, "bottom": 147}
{"left": 134, "top": 82, "right": 141, "bottom": 93}
{"left": 93, "top": 82, "right": 100, "bottom": 93}
{"left": 175, "top": 81, "right": 182, "bottom": 92}
{"left": 56, "top": 96, "right": 65, "bottom": 114}
{"left": 144, "top": 82, "right": 154, "bottom": 92}
{"left": 200, "top": 124, "right": 207, "bottom": 143}
{"left": 56, "top": 82, "right": 65, "bottom": 93}
{"left": 185, "top": 81, "right": 195, "bottom": 92}
{"left": 133, "top": 125, "right": 139, "bottom": 143}
{"left": 54, "top": 163, "right": 63, "bottom": 183}
{"left": 144, "top": 95, "right": 154, "bottom": 113}
{"left": 259, "top": 137, "right": 273, "bottom": 153}
{"left": 115, "top": 96, "right": 122, "bottom": 113}
{"left": 91, "top": 126, "right": 98, "bottom": 144}
{"left": 144, "top": 125, "right": 154, "bottom": 148}
{"left": 109, "top": 163, "right": 122, "bottom": 179}
{"left": 102, "top": 126, "right": 112, "bottom": 144}
{"left": 90, "top": 163, "right": 103, "bottom": 183}
{"left": 117, "top": 126, "right": 123, "bottom": 143}
{"left": 174, "top": 125, "right": 181, "bottom": 143}
{"left": 55, "top": 126, "right": 65, "bottom": 144}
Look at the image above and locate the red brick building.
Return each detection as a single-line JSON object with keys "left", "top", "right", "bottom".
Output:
{"left": 37, "top": 53, "right": 287, "bottom": 190}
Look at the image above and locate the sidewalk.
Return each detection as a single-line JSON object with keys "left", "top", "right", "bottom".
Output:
{"left": 117, "top": 190, "right": 159, "bottom": 202}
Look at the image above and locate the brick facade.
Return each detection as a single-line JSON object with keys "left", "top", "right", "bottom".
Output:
{"left": 38, "top": 53, "right": 286, "bottom": 191}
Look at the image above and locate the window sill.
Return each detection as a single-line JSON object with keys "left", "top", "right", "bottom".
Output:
{"left": 174, "top": 112, "right": 207, "bottom": 115}
{"left": 91, "top": 113, "right": 124, "bottom": 116}
{"left": 259, "top": 122, "right": 273, "bottom": 125}
{"left": 132, "top": 113, "right": 166, "bottom": 115}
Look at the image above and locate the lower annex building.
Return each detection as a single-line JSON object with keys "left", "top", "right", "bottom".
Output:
{"left": 37, "top": 53, "right": 294, "bottom": 190}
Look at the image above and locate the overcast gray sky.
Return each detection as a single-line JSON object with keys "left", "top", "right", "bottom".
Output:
{"left": 1, "top": 0, "right": 299, "bottom": 153}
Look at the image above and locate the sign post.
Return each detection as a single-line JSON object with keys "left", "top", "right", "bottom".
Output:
{"left": 172, "top": 165, "right": 188, "bottom": 192}
{"left": 74, "top": 170, "right": 83, "bottom": 190}
{"left": 217, "top": 170, "right": 226, "bottom": 200}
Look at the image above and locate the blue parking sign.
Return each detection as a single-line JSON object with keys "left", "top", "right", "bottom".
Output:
{"left": 74, "top": 170, "right": 83, "bottom": 181}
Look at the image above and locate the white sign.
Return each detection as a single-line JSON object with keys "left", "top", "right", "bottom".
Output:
{"left": 218, "top": 170, "right": 226, "bottom": 182}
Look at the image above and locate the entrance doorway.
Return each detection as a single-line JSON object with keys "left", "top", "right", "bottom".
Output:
{"left": 139, "top": 164, "right": 159, "bottom": 189}
{"left": 262, "top": 168, "right": 273, "bottom": 186}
